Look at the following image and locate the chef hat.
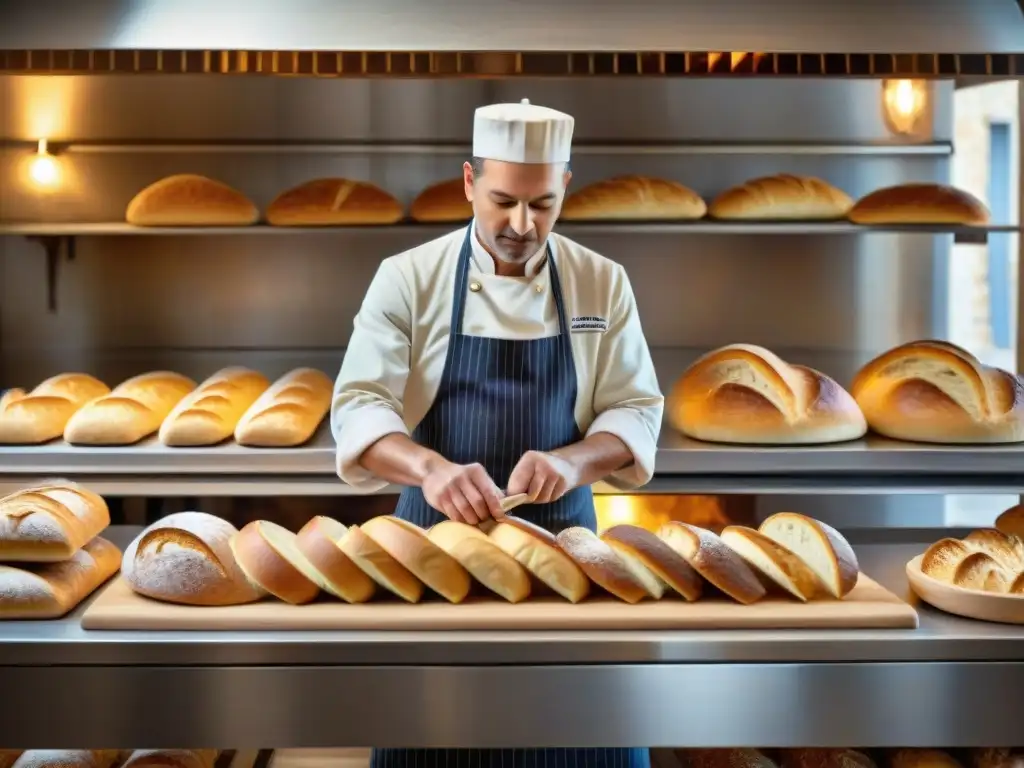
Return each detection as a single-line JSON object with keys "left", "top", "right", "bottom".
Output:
{"left": 473, "top": 99, "right": 574, "bottom": 164}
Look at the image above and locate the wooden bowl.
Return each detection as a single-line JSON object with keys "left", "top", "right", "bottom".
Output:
{"left": 906, "top": 554, "right": 1024, "bottom": 624}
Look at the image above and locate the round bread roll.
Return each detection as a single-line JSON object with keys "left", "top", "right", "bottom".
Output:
{"left": 560, "top": 175, "right": 706, "bottom": 221}
{"left": 266, "top": 178, "right": 403, "bottom": 226}
{"left": 488, "top": 516, "right": 590, "bottom": 603}
{"left": 600, "top": 524, "right": 703, "bottom": 600}
{"left": 758, "top": 512, "right": 859, "bottom": 598}
{"left": 427, "top": 520, "right": 531, "bottom": 603}
{"left": 849, "top": 183, "right": 989, "bottom": 225}
{"left": 720, "top": 525, "right": 822, "bottom": 601}
{"left": 658, "top": 522, "right": 765, "bottom": 604}
{"left": 410, "top": 178, "right": 473, "bottom": 223}
{"left": 996, "top": 504, "right": 1024, "bottom": 538}
{"left": 295, "top": 516, "right": 377, "bottom": 603}
{"left": 126, "top": 174, "right": 259, "bottom": 227}
{"left": 230, "top": 520, "right": 321, "bottom": 605}
{"left": 708, "top": 174, "right": 853, "bottom": 220}
{"left": 851, "top": 339, "right": 1024, "bottom": 444}
{"left": 360, "top": 516, "right": 471, "bottom": 603}
{"left": 669, "top": 344, "right": 867, "bottom": 445}
{"left": 556, "top": 526, "right": 648, "bottom": 603}
{"left": 337, "top": 524, "right": 423, "bottom": 603}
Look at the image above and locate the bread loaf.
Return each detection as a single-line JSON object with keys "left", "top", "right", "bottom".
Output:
{"left": 64, "top": 371, "right": 196, "bottom": 445}
{"left": 410, "top": 178, "right": 473, "bottom": 223}
{"left": 560, "top": 176, "right": 707, "bottom": 221}
{"left": 122, "top": 511, "right": 265, "bottom": 606}
{"left": 295, "top": 516, "right": 377, "bottom": 603}
{"left": 361, "top": 516, "right": 471, "bottom": 603}
{"left": 0, "top": 754, "right": 21, "bottom": 768}
{"left": 963, "top": 528, "right": 1024, "bottom": 570}
{"left": 556, "top": 526, "right": 649, "bottom": 603}
{"left": 658, "top": 522, "right": 765, "bottom": 604}
{"left": 0, "top": 373, "right": 109, "bottom": 444}
{"left": 920, "top": 537, "right": 973, "bottom": 581}
{"left": 669, "top": 344, "right": 867, "bottom": 444}
{"left": 849, "top": 183, "right": 990, "bottom": 225}
{"left": 678, "top": 750, "right": 778, "bottom": 768}
{"left": 600, "top": 524, "right": 703, "bottom": 600}
{"left": 0, "top": 537, "right": 121, "bottom": 619}
{"left": 427, "top": 520, "right": 531, "bottom": 603}
{"left": 758, "top": 512, "right": 859, "bottom": 598}
{"left": 891, "top": 751, "right": 962, "bottom": 768}
{"left": 126, "top": 174, "right": 259, "bottom": 226}
{"left": 337, "top": 523, "right": 423, "bottom": 602}
{"left": 489, "top": 516, "right": 590, "bottom": 602}
{"left": 996, "top": 504, "right": 1024, "bottom": 538}
{"left": 779, "top": 750, "right": 876, "bottom": 768}
{"left": 920, "top": 528, "right": 1024, "bottom": 594}
{"left": 851, "top": 340, "right": 1024, "bottom": 443}
{"left": 122, "top": 752, "right": 220, "bottom": 768}
{"left": 231, "top": 520, "right": 322, "bottom": 605}
{"left": 0, "top": 482, "right": 110, "bottom": 561}
{"left": 721, "top": 525, "right": 822, "bottom": 601}
{"left": 709, "top": 174, "right": 853, "bottom": 220}
{"left": 11, "top": 753, "right": 120, "bottom": 768}
{"left": 235, "top": 368, "right": 332, "bottom": 447}
{"left": 969, "top": 750, "right": 1024, "bottom": 768}
{"left": 267, "top": 178, "right": 403, "bottom": 226}
{"left": 159, "top": 367, "right": 270, "bottom": 446}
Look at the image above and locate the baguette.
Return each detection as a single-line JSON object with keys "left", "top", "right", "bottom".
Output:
{"left": 126, "top": 174, "right": 259, "bottom": 226}
{"left": 849, "top": 183, "right": 990, "bottom": 225}
{"left": 295, "top": 516, "right": 377, "bottom": 603}
{"left": 0, "top": 373, "right": 110, "bottom": 444}
{"left": 758, "top": 512, "right": 859, "bottom": 598}
{"left": 122, "top": 751, "right": 220, "bottom": 768}
{"left": 11, "top": 754, "right": 120, "bottom": 768}
{"left": 489, "top": 516, "right": 590, "bottom": 603}
{"left": 235, "top": 368, "right": 332, "bottom": 447}
{"left": 122, "top": 511, "right": 265, "bottom": 606}
{"left": 361, "top": 516, "right": 471, "bottom": 603}
{"left": 658, "top": 522, "right": 766, "bottom": 604}
{"left": 64, "top": 371, "right": 196, "bottom": 445}
{"left": 721, "top": 525, "right": 822, "bottom": 601}
{"left": 159, "top": 367, "right": 270, "bottom": 446}
{"left": 410, "top": 178, "right": 473, "bottom": 223}
{"left": 231, "top": 520, "right": 322, "bottom": 605}
{"left": 337, "top": 523, "right": 423, "bottom": 602}
{"left": 267, "top": 178, "right": 404, "bottom": 226}
{"left": 561, "top": 175, "right": 707, "bottom": 221}
{"left": 709, "top": 174, "right": 853, "bottom": 220}
{"left": 0, "top": 482, "right": 110, "bottom": 561}
{"left": 0, "top": 537, "right": 121, "bottom": 619}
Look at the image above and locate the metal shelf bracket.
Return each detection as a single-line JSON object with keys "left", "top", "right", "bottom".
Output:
{"left": 24, "top": 234, "right": 75, "bottom": 313}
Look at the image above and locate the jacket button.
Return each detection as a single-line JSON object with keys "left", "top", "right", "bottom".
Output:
{"left": 469, "top": 281, "right": 482, "bottom": 292}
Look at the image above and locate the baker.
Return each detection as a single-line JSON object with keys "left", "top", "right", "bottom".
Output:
{"left": 332, "top": 100, "right": 662, "bottom": 767}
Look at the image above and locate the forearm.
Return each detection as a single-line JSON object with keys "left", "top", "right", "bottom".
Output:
{"left": 551, "top": 432, "right": 634, "bottom": 488}
{"left": 359, "top": 433, "right": 446, "bottom": 487}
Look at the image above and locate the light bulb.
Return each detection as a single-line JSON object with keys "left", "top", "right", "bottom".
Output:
{"left": 27, "top": 139, "right": 60, "bottom": 189}
{"left": 882, "top": 79, "right": 929, "bottom": 136}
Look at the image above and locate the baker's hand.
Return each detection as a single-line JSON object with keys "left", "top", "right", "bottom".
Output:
{"left": 506, "top": 450, "right": 580, "bottom": 504}
{"left": 422, "top": 460, "right": 505, "bottom": 524}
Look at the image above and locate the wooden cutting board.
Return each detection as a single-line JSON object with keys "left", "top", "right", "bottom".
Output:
{"left": 81, "top": 573, "right": 917, "bottom": 630}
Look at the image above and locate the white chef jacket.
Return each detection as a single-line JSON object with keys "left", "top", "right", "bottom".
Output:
{"left": 332, "top": 223, "right": 664, "bottom": 493}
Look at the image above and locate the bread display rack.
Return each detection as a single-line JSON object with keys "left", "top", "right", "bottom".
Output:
{"left": 2, "top": 0, "right": 1024, "bottom": 754}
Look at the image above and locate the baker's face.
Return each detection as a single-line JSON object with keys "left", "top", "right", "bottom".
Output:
{"left": 463, "top": 159, "right": 571, "bottom": 264}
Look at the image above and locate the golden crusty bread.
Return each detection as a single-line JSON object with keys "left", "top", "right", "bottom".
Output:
{"left": 294, "top": 516, "right": 376, "bottom": 604}
{"left": 0, "top": 753, "right": 21, "bottom": 768}
{"left": 234, "top": 368, "right": 332, "bottom": 447}
{"left": 758, "top": 513, "right": 860, "bottom": 598}
{"left": 851, "top": 339, "right": 1024, "bottom": 443}
{"left": 995, "top": 504, "right": 1024, "bottom": 538}
{"left": 410, "top": 178, "right": 473, "bottom": 223}
{"left": 0, "top": 374, "right": 110, "bottom": 444}
{"left": 600, "top": 524, "right": 703, "bottom": 600}
{"left": 361, "top": 516, "right": 471, "bottom": 603}
{"left": 920, "top": 532, "right": 1024, "bottom": 594}
{"left": 489, "top": 516, "right": 590, "bottom": 603}
{"left": 0, "top": 537, "right": 121, "bottom": 619}
{"left": 0, "top": 482, "right": 110, "bottom": 562}
{"left": 678, "top": 749, "right": 778, "bottom": 768}
{"left": 709, "top": 174, "right": 853, "bottom": 220}
{"left": 159, "top": 367, "right": 270, "bottom": 446}
{"left": 267, "top": 178, "right": 404, "bottom": 226}
{"left": 126, "top": 174, "right": 259, "bottom": 226}
{"left": 556, "top": 526, "right": 649, "bottom": 603}
{"left": 428, "top": 520, "right": 532, "bottom": 603}
{"left": 121, "top": 751, "right": 220, "bottom": 768}
{"left": 849, "top": 183, "right": 990, "bottom": 225}
{"left": 721, "top": 525, "right": 822, "bottom": 601}
{"left": 560, "top": 175, "right": 707, "bottom": 221}
{"left": 891, "top": 751, "right": 963, "bottom": 768}
{"left": 669, "top": 344, "right": 867, "bottom": 445}
{"left": 658, "top": 522, "right": 766, "bottom": 604}
{"left": 962, "top": 528, "right": 1024, "bottom": 570}
{"left": 337, "top": 523, "right": 423, "bottom": 602}
{"left": 779, "top": 750, "right": 876, "bottom": 768}
{"left": 64, "top": 371, "right": 196, "bottom": 445}
{"left": 920, "top": 537, "right": 974, "bottom": 582}
{"left": 231, "top": 520, "right": 322, "bottom": 605}
{"left": 12, "top": 752, "right": 122, "bottom": 768}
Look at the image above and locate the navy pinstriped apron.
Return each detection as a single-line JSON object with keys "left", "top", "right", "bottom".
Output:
{"left": 372, "top": 228, "right": 649, "bottom": 768}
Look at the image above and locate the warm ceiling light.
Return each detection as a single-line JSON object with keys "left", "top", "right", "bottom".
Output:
{"left": 27, "top": 138, "right": 60, "bottom": 188}
{"left": 882, "top": 79, "right": 929, "bottom": 136}
{"left": 706, "top": 52, "right": 763, "bottom": 71}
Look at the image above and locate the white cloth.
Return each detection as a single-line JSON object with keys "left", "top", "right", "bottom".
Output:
{"left": 473, "top": 99, "right": 574, "bottom": 163}
{"left": 332, "top": 225, "right": 665, "bottom": 493}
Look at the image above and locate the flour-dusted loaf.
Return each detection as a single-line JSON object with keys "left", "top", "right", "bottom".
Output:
{"left": 849, "top": 183, "right": 990, "bottom": 225}
{"left": 0, "top": 373, "right": 109, "bottom": 444}
{"left": 0, "top": 482, "right": 110, "bottom": 561}
{"left": 709, "top": 174, "right": 853, "bottom": 220}
{"left": 996, "top": 504, "right": 1024, "bottom": 538}
{"left": 159, "top": 367, "right": 270, "bottom": 446}
{"left": 410, "top": 178, "right": 473, "bottom": 223}
{"left": 428, "top": 520, "right": 532, "bottom": 603}
{"left": 267, "top": 178, "right": 404, "bottom": 226}
{"left": 561, "top": 175, "right": 707, "bottom": 220}
{"left": 122, "top": 511, "right": 265, "bottom": 606}
{"left": 231, "top": 520, "right": 322, "bottom": 605}
{"left": 556, "top": 526, "right": 649, "bottom": 603}
{"left": 851, "top": 339, "right": 1024, "bottom": 443}
{"left": 361, "top": 516, "right": 471, "bottom": 603}
{"left": 337, "top": 523, "right": 423, "bottom": 602}
{"left": 963, "top": 528, "right": 1024, "bottom": 570}
{"left": 295, "top": 516, "right": 377, "bottom": 603}
{"left": 779, "top": 750, "right": 877, "bottom": 768}
{"left": 126, "top": 174, "right": 259, "bottom": 226}
{"left": 758, "top": 512, "right": 859, "bottom": 598}
{"left": 11, "top": 753, "right": 121, "bottom": 768}
{"left": 489, "top": 516, "right": 590, "bottom": 603}
{"left": 600, "top": 524, "right": 703, "bottom": 600}
{"left": 235, "top": 368, "right": 333, "bottom": 447}
{"left": 659, "top": 522, "right": 765, "bottom": 604}
{"left": 669, "top": 344, "right": 867, "bottom": 444}
{"left": 0, "top": 537, "right": 121, "bottom": 619}
{"left": 122, "top": 751, "right": 220, "bottom": 768}
{"left": 721, "top": 525, "right": 822, "bottom": 601}
{"left": 920, "top": 528, "right": 1024, "bottom": 594}
{"left": 64, "top": 371, "right": 196, "bottom": 445}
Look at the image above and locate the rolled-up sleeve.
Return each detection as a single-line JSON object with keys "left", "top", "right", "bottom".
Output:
{"left": 332, "top": 257, "right": 413, "bottom": 492}
{"left": 585, "top": 265, "right": 664, "bottom": 489}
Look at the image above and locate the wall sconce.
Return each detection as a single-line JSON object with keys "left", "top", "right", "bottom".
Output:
{"left": 882, "top": 79, "right": 929, "bottom": 136}
{"left": 27, "top": 138, "right": 61, "bottom": 189}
